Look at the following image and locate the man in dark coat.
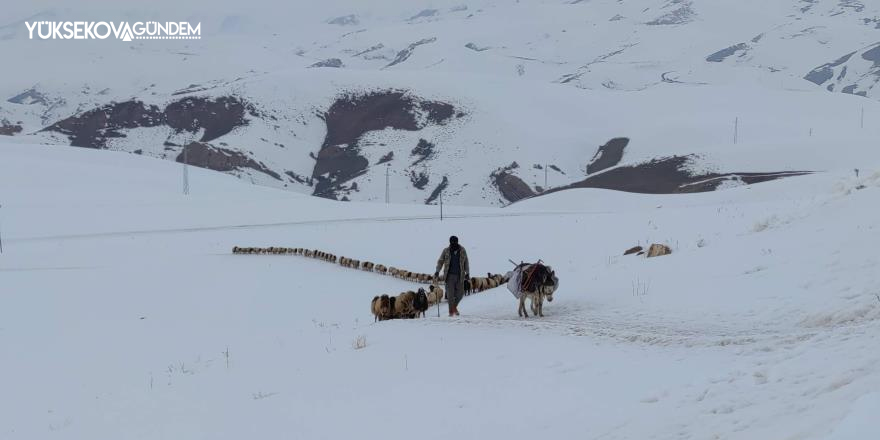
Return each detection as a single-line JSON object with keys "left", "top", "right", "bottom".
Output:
{"left": 435, "top": 235, "right": 470, "bottom": 316}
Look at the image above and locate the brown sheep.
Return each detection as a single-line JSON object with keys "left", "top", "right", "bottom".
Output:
{"left": 394, "top": 291, "right": 416, "bottom": 319}
{"left": 371, "top": 295, "right": 392, "bottom": 322}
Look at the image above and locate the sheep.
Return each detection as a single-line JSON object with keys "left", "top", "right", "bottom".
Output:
{"left": 371, "top": 294, "right": 393, "bottom": 322}
{"left": 375, "top": 264, "right": 387, "bottom": 275}
{"left": 413, "top": 289, "right": 429, "bottom": 318}
{"left": 427, "top": 284, "right": 445, "bottom": 304}
{"left": 361, "top": 261, "right": 374, "bottom": 272}
{"left": 371, "top": 296, "right": 381, "bottom": 322}
{"left": 394, "top": 291, "right": 416, "bottom": 319}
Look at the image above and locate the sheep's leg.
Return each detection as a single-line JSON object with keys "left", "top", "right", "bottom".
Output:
{"left": 519, "top": 296, "right": 528, "bottom": 318}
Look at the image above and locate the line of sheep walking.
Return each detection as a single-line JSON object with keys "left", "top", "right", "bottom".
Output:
{"left": 232, "top": 246, "right": 512, "bottom": 321}
{"left": 231, "top": 246, "right": 508, "bottom": 293}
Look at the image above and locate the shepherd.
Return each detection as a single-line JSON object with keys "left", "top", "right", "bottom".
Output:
{"left": 435, "top": 235, "right": 470, "bottom": 317}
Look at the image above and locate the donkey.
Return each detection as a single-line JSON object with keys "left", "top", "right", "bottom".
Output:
{"left": 516, "top": 263, "right": 557, "bottom": 318}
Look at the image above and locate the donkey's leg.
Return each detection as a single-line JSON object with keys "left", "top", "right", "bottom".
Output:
{"left": 519, "top": 296, "right": 528, "bottom": 318}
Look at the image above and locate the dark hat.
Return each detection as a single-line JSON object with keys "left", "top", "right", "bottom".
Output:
{"left": 449, "top": 235, "right": 459, "bottom": 244}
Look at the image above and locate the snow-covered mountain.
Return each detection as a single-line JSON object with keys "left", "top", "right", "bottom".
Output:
{"left": 1, "top": 0, "right": 879, "bottom": 205}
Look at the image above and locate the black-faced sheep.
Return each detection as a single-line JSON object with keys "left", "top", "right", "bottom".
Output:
{"left": 413, "top": 289, "right": 429, "bottom": 318}
{"left": 427, "top": 284, "right": 445, "bottom": 305}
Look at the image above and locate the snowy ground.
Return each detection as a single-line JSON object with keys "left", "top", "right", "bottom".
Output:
{"left": 2, "top": 142, "right": 879, "bottom": 439}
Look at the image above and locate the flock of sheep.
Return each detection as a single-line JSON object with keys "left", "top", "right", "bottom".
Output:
{"left": 231, "top": 246, "right": 512, "bottom": 321}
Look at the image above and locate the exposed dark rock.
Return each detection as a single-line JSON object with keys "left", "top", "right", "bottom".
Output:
{"left": 310, "top": 58, "right": 344, "bottom": 68}
{"left": 465, "top": 42, "right": 490, "bottom": 52}
{"left": 411, "top": 138, "right": 435, "bottom": 165}
{"left": 44, "top": 96, "right": 251, "bottom": 149}
{"left": 425, "top": 176, "right": 449, "bottom": 204}
{"left": 541, "top": 155, "right": 811, "bottom": 196}
{"left": 624, "top": 246, "right": 643, "bottom": 255}
{"left": 177, "top": 142, "right": 281, "bottom": 180}
{"left": 0, "top": 120, "right": 23, "bottom": 136}
{"left": 422, "top": 101, "right": 455, "bottom": 124}
{"left": 328, "top": 15, "right": 359, "bottom": 26}
{"left": 410, "top": 170, "right": 430, "bottom": 189}
{"left": 492, "top": 162, "right": 535, "bottom": 203}
{"left": 409, "top": 9, "right": 439, "bottom": 21}
{"left": 44, "top": 100, "right": 165, "bottom": 148}
{"left": 385, "top": 37, "right": 437, "bottom": 68}
{"left": 7, "top": 88, "right": 50, "bottom": 105}
{"left": 285, "top": 170, "right": 312, "bottom": 185}
{"left": 353, "top": 43, "right": 384, "bottom": 57}
{"left": 646, "top": 1, "right": 695, "bottom": 25}
{"left": 862, "top": 43, "right": 880, "bottom": 68}
{"left": 133, "top": 149, "right": 143, "bottom": 155}
{"left": 706, "top": 43, "right": 749, "bottom": 62}
{"left": 164, "top": 96, "right": 249, "bottom": 142}
{"left": 804, "top": 51, "right": 856, "bottom": 85}
{"left": 549, "top": 164, "right": 564, "bottom": 174}
{"left": 587, "top": 137, "right": 629, "bottom": 174}
{"left": 377, "top": 152, "right": 394, "bottom": 164}
{"left": 312, "top": 90, "right": 457, "bottom": 199}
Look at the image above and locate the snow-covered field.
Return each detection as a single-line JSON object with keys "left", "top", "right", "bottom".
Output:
{"left": 2, "top": 142, "right": 879, "bottom": 439}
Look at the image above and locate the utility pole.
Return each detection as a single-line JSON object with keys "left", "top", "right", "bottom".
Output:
{"left": 182, "top": 144, "right": 190, "bottom": 196}
{"left": 385, "top": 164, "right": 390, "bottom": 204}
{"left": 0, "top": 203, "right": 4, "bottom": 254}
{"left": 861, "top": 106, "right": 865, "bottom": 129}
{"left": 544, "top": 164, "right": 548, "bottom": 189}
{"left": 733, "top": 117, "right": 739, "bottom": 145}
{"left": 440, "top": 194, "right": 444, "bottom": 221}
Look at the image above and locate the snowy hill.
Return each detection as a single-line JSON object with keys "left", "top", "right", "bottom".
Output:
{"left": 2, "top": 142, "right": 880, "bottom": 439}
{"left": 1, "top": 0, "right": 879, "bottom": 205}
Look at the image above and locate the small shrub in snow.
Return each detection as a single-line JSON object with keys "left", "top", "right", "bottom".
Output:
{"left": 752, "top": 216, "right": 777, "bottom": 233}
{"left": 352, "top": 335, "right": 367, "bottom": 350}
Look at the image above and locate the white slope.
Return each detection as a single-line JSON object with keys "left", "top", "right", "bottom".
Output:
{"left": 2, "top": 142, "right": 879, "bottom": 439}
{"left": 1, "top": 0, "right": 879, "bottom": 205}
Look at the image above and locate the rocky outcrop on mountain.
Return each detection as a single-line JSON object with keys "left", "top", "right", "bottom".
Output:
{"left": 312, "top": 90, "right": 459, "bottom": 199}
{"left": 177, "top": 142, "right": 281, "bottom": 180}
{"left": 542, "top": 155, "right": 811, "bottom": 196}
{"left": 706, "top": 43, "right": 750, "bottom": 62}
{"left": 44, "top": 96, "right": 252, "bottom": 149}
{"left": 587, "top": 137, "right": 629, "bottom": 174}
{"left": 44, "top": 101, "right": 165, "bottom": 148}
{"left": 425, "top": 176, "right": 449, "bottom": 204}
{"left": 805, "top": 43, "right": 880, "bottom": 97}
{"left": 492, "top": 162, "right": 536, "bottom": 203}
{"left": 0, "top": 120, "right": 23, "bottom": 136}
{"left": 310, "top": 58, "right": 344, "bottom": 68}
